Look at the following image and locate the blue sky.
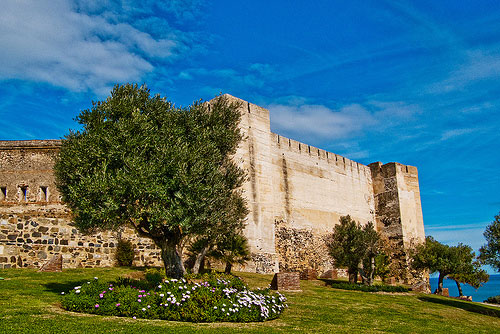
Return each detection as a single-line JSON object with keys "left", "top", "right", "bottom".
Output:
{"left": 1, "top": 1, "right": 499, "bottom": 268}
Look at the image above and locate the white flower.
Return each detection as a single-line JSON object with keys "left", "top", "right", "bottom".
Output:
{"left": 61, "top": 292, "right": 65, "bottom": 295}
{"left": 75, "top": 290, "right": 80, "bottom": 294}
{"left": 158, "top": 285, "right": 162, "bottom": 289}
{"left": 94, "top": 277, "right": 98, "bottom": 280}
{"left": 160, "top": 294, "right": 164, "bottom": 297}
{"left": 74, "top": 286, "right": 81, "bottom": 290}
{"left": 214, "top": 306, "right": 217, "bottom": 309}
{"left": 142, "top": 308, "right": 146, "bottom": 311}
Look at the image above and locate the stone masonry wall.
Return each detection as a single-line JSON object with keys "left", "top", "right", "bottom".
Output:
{"left": 0, "top": 141, "right": 162, "bottom": 269}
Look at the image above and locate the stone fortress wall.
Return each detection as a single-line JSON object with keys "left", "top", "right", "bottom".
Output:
{"left": 0, "top": 95, "right": 425, "bottom": 283}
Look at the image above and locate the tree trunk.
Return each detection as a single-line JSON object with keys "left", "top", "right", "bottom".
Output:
{"left": 437, "top": 272, "right": 445, "bottom": 293}
{"left": 192, "top": 246, "right": 208, "bottom": 274}
{"left": 348, "top": 269, "right": 358, "bottom": 284}
{"left": 369, "top": 256, "right": 375, "bottom": 286}
{"left": 454, "top": 280, "right": 464, "bottom": 297}
{"left": 225, "top": 262, "right": 232, "bottom": 274}
{"left": 159, "top": 241, "right": 186, "bottom": 279}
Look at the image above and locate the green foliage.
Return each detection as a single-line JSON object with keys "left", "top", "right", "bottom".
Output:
{"left": 209, "top": 234, "right": 251, "bottom": 274}
{"left": 327, "top": 216, "right": 382, "bottom": 284}
{"left": 374, "top": 253, "right": 391, "bottom": 281}
{"left": 60, "top": 274, "right": 287, "bottom": 322}
{"left": 448, "top": 245, "right": 489, "bottom": 295}
{"left": 412, "top": 236, "right": 451, "bottom": 275}
{"left": 485, "top": 295, "right": 500, "bottom": 304}
{"left": 115, "top": 239, "right": 135, "bottom": 267}
{"left": 144, "top": 268, "right": 165, "bottom": 286}
{"left": 330, "top": 282, "right": 409, "bottom": 293}
{"left": 54, "top": 84, "right": 247, "bottom": 278}
{"left": 413, "top": 236, "right": 488, "bottom": 293}
{"left": 479, "top": 212, "right": 500, "bottom": 272}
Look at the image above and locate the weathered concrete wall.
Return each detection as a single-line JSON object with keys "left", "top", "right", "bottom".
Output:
{"left": 0, "top": 95, "right": 426, "bottom": 281}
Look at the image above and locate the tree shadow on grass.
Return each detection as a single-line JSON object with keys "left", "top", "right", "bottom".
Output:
{"left": 44, "top": 280, "right": 90, "bottom": 295}
{"left": 418, "top": 295, "right": 500, "bottom": 318}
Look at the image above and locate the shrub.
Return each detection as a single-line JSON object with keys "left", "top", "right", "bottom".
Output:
{"left": 115, "top": 239, "right": 135, "bottom": 267}
{"left": 485, "top": 295, "right": 500, "bottom": 304}
{"left": 145, "top": 268, "right": 164, "bottom": 286}
{"left": 330, "top": 282, "right": 409, "bottom": 293}
{"left": 61, "top": 274, "right": 287, "bottom": 322}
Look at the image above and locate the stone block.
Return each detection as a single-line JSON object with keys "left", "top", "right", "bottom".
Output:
{"left": 39, "top": 254, "right": 63, "bottom": 272}
{"left": 270, "top": 272, "right": 300, "bottom": 291}
{"left": 300, "top": 268, "right": 317, "bottom": 280}
{"left": 434, "top": 288, "right": 449, "bottom": 297}
{"left": 458, "top": 295, "right": 472, "bottom": 301}
{"left": 384, "top": 277, "right": 397, "bottom": 285}
{"left": 411, "top": 280, "right": 430, "bottom": 293}
{"left": 320, "top": 269, "right": 338, "bottom": 280}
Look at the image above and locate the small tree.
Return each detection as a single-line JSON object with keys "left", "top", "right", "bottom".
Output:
{"left": 360, "top": 222, "right": 380, "bottom": 285}
{"left": 327, "top": 215, "right": 379, "bottom": 284}
{"left": 55, "top": 84, "right": 246, "bottom": 278}
{"left": 449, "top": 262, "right": 489, "bottom": 297}
{"left": 189, "top": 182, "right": 248, "bottom": 274}
{"left": 374, "top": 253, "right": 391, "bottom": 281}
{"left": 412, "top": 236, "right": 452, "bottom": 293}
{"left": 209, "top": 233, "right": 251, "bottom": 274}
{"left": 412, "top": 236, "right": 486, "bottom": 294}
{"left": 479, "top": 212, "right": 500, "bottom": 271}
{"left": 115, "top": 239, "right": 135, "bottom": 267}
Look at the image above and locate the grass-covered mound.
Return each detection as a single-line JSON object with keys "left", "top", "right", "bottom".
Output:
{"left": 330, "top": 282, "right": 409, "bottom": 293}
{"left": 61, "top": 272, "right": 287, "bottom": 322}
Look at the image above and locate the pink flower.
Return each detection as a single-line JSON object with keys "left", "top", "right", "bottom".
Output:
{"left": 116, "top": 303, "right": 121, "bottom": 307}
{"left": 138, "top": 299, "right": 141, "bottom": 302}
{"left": 99, "top": 294, "right": 104, "bottom": 298}
{"left": 95, "top": 304, "right": 99, "bottom": 308}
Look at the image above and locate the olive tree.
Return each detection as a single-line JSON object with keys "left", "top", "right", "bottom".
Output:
{"left": 479, "top": 212, "right": 500, "bottom": 271}
{"left": 55, "top": 84, "right": 247, "bottom": 278}
{"left": 413, "top": 236, "right": 488, "bottom": 294}
{"left": 327, "top": 215, "right": 381, "bottom": 284}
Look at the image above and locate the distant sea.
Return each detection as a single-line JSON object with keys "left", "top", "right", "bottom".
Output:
{"left": 429, "top": 274, "right": 500, "bottom": 302}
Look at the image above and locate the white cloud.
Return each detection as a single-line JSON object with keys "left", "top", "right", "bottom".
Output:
{"left": 0, "top": 0, "right": 185, "bottom": 93}
{"left": 428, "top": 48, "right": 500, "bottom": 94}
{"left": 268, "top": 99, "right": 419, "bottom": 140}
{"left": 269, "top": 103, "right": 376, "bottom": 140}
{"left": 440, "top": 128, "right": 476, "bottom": 141}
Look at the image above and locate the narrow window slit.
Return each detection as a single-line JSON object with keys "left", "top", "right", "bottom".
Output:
{"left": 40, "top": 186, "right": 48, "bottom": 202}
{"left": 0, "top": 187, "right": 6, "bottom": 200}
{"left": 20, "top": 186, "right": 28, "bottom": 202}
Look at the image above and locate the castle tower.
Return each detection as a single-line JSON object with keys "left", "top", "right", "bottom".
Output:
{"left": 369, "top": 162, "right": 425, "bottom": 283}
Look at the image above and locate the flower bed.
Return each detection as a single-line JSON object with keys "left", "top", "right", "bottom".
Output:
{"left": 61, "top": 274, "right": 287, "bottom": 322}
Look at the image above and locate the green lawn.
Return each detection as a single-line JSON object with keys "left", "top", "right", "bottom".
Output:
{"left": 1, "top": 267, "right": 499, "bottom": 333}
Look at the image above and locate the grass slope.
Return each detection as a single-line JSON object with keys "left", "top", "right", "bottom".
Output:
{"left": 1, "top": 267, "right": 499, "bottom": 333}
